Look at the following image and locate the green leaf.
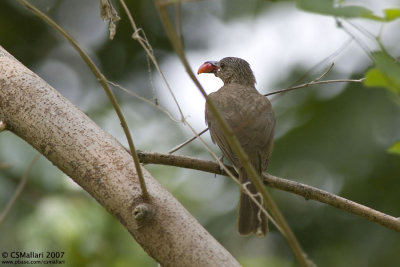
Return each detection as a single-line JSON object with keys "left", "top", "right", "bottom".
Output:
{"left": 335, "top": 6, "right": 377, "bottom": 19}
{"left": 296, "top": 0, "right": 334, "bottom": 14}
{"left": 364, "top": 52, "right": 400, "bottom": 93}
{"left": 364, "top": 69, "right": 400, "bottom": 93}
{"left": 296, "top": 0, "right": 391, "bottom": 21}
{"left": 387, "top": 141, "right": 400, "bottom": 155}
{"left": 384, "top": 8, "right": 400, "bottom": 21}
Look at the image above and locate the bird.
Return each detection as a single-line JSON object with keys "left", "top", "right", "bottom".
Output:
{"left": 197, "top": 57, "right": 275, "bottom": 236}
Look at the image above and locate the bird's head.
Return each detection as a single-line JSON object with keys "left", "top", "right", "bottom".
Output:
{"left": 197, "top": 57, "right": 256, "bottom": 87}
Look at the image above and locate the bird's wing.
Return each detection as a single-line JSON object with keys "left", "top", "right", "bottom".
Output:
{"left": 205, "top": 84, "right": 275, "bottom": 172}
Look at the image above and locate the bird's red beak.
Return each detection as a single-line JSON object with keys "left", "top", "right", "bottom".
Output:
{"left": 197, "top": 61, "right": 218, "bottom": 74}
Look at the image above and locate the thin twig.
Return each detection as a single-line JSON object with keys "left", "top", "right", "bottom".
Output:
{"left": 108, "top": 81, "right": 180, "bottom": 123}
{"left": 314, "top": 62, "right": 334, "bottom": 82}
{"left": 265, "top": 78, "right": 365, "bottom": 97}
{"left": 145, "top": 54, "right": 159, "bottom": 107}
{"left": 119, "top": 0, "right": 185, "bottom": 122}
{"left": 0, "top": 153, "right": 41, "bottom": 223}
{"left": 264, "top": 174, "right": 400, "bottom": 232}
{"left": 175, "top": 2, "right": 183, "bottom": 45}
{"left": 17, "top": 0, "right": 149, "bottom": 200}
{"left": 290, "top": 38, "right": 353, "bottom": 86}
{"left": 338, "top": 19, "right": 374, "bottom": 61}
{"left": 168, "top": 128, "right": 208, "bottom": 154}
{"left": 137, "top": 151, "right": 400, "bottom": 232}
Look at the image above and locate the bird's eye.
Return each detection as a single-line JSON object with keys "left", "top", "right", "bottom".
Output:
{"left": 219, "top": 63, "right": 225, "bottom": 69}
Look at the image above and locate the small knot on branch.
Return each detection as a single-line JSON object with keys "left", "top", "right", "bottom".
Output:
{"left": 132, "top": 28, "right": 141, "bottom": 40}
{"left": 132, "top": 203, "right": 155, "bottom": 229}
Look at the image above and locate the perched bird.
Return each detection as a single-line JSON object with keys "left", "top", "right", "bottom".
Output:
{"left": 198, "top": 57, "right": 275, "bottom": 236}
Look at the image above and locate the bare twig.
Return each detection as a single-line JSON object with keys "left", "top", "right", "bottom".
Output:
{"left": 137, "top": 151, "right": 400, "bottom": 232}
{"left": 0, "top": 153, "right": 41, "bottom": 223}
{"left": 17, "top": 0, "right": 149, "bottom": 200}
{"left": 168, "top": 128, "right": 208, "bottom": 154}
{"left": 314, "top": 62, "right": 334, "bottom": 81}
{"left": 265, "top": 78, "right": 365, "bottom": 97}
{"left": 174, "top": 2, "right": 185, "bottom": 48}
{"left": 119, "top": 0, "right": 185, "bottom": 122}
{"left": 108, "top": 81, "right": 180, "bottom": 123}
{"left": 337, "top": 19, "right": 374, "bottom": 61}
{"left": 290, "top": 38, "right": 353, "bottom": 86}
{"left": 264, "top": 173, "right": 400, "bottom": 232}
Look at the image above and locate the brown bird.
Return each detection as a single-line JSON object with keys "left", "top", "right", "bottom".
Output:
{"left": 198, "top": 57, "right": 275, "bottom": 236}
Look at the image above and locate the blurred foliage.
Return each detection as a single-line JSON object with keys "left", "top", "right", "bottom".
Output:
{"left": 388, "top": 141, "right": 400, "bottom": 155}
{"left": 1, "top": 0, "right": 400, "bottom": 267}
{"left": 364, "top": 51, "right": 400, "bottom": 94}
{"left": 297, "top": 0, "right": 400, "bottom": 21}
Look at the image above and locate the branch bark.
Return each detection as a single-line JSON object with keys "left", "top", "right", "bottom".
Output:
{"left": 138, "top": 151, "right": 400, "bottom": 232}
{"left": 0, "top": 46, "right": 240, "bottom": 267}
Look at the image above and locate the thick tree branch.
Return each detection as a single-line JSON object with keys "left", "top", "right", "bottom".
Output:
{"left": 138, "top": 151, "right": 400, "bottom": 232}
{"left": 0, "top": 47, "right": 240, "bottom": 267}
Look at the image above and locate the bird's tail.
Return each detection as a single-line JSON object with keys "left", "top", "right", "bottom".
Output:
{"left": 237, "top": 170, "right": 268, "bottom": 237}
